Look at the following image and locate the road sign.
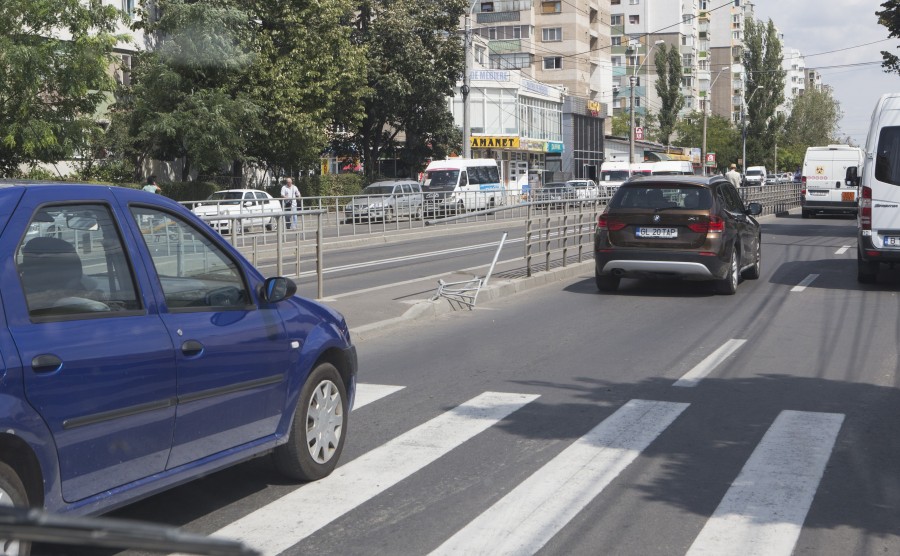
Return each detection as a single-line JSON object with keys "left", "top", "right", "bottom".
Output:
{"left": 705, "top": 152, "right": 716, "bottom": 167}
{"left": 634, "top": 127, "right": 644, "bottom": 141}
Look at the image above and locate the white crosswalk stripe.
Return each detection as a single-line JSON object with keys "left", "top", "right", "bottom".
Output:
{"left": 686, "top": 410, "right": 844, "bottom": 556}
{"left": 177, "top": 384, "right": 847, "bottom": 556}
{"left": 429, "top": 399, "right": 689, "bottom": 556}
{"left": 205, "top": 391, "right": 540, "bottom": 556}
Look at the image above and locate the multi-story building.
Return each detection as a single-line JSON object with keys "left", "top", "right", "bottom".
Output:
{"left": 609, "top": 0, "right": 701, "bottom": 132}
{"left": 805, "top": 68, "right": 824, "bottom": 93}
{"left": 781, "top": 47, "right": 807, "bottom": 117}
{"left": 706, "top": 0, "right": 755, "bottom": 126}
{"left": 460, "top": 0, "right": 611, "bottom": 182}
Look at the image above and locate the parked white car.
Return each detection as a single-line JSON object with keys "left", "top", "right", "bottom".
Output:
{"left": 566, "top": 179, "right": 600, "bottom": 202}
{"left": 191, "top": 189, "right": 281, "bottom": 233}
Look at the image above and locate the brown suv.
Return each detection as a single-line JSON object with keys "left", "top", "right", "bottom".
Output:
{"left": 594, "top": 175, "right": 763, "bottom": 294}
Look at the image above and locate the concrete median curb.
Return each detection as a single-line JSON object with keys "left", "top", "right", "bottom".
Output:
{"left": 350, "top": 260, "right": 594, "bottom": 341}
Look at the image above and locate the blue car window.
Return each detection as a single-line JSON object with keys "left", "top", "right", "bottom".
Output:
{"left": 131, "top": 206, "right": 250, "bottom": 310}
{"left": 17, "top": 204, "right": 141, "bottom": 320}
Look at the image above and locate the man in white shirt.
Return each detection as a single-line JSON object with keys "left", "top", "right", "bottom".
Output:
{"left": 725, "top": 164, "right": 742, "bottom": 189}
{"left": 280, "top": 178, "right": 301, "bottom": 229}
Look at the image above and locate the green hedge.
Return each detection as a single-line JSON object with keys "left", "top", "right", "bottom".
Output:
{"left": 159, "top": 181, "right": 220, "bottom": 202}
{"left": 265, "top": 174, "right": 366, "bottom": 199}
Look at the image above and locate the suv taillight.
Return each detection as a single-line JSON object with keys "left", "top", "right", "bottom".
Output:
{"left": 597, "top": 212, "right": 626, "bottom": 231}
{"left": 860, "top": 185, "right": 872, "bottom": 230}
{"left": 688, "top": 215, "right": 724, "bottom": 233}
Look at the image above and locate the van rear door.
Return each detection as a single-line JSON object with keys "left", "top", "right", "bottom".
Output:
{"left": 870, "top": 123, "right": 900, "bottom": 237}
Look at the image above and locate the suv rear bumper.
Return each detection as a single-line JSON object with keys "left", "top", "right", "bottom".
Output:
{"left": 595, "top": 249, "right": 729, "bottom": 280}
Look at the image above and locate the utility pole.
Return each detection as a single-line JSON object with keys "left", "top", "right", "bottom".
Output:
{"left": 629, "top": 40, "right": 665, "bottom": 165}
{"left": 462, "top": 10, "right": 473, "bottom": 159}
{"left": 702, "top": 65, "right": 729, "bottom": 176}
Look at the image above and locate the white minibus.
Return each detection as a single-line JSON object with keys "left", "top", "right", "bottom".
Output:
{"left": 421, "top": 158, "right": 504, "bottom": 216}
{"left": 850, "top": 93, "right": 900, "bottom": 282}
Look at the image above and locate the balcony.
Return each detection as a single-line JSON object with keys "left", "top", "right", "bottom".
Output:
{"left": 489, "top": 39, "right": 523, "bottom": 54}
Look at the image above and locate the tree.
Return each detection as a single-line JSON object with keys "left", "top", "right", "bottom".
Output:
{"left": 654, "top": 44, "right": 685, "bottom": 145}
{"left": 674, "top": 111, "right": 741, "bottom": 173}
{"left": 742, "top": 17, "right": 786, "bottom": 169}
{"left": 244, "top": 0, "right": 366, "bottom": 178}
{"left": 348, "top": 0, "right": 467, "bottom": 182}
{"left": 877, "top": 1, "right": 900, "bottom": 74}
{"left": 0, "top": 0, "right": 125, "bottom": 175}
{"left": 782, "top": 87, "right": 842, "bottom": 147}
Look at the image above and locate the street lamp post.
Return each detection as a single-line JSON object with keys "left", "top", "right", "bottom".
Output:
{"left": 702, "top": 65, "right": 729, "bottom": 176}
{"left": 741, "top": 85, "right": 764, "bottom": 175}
{"left": 462, "top": 0, "right": 478, "bottom": 159}
{"left": 629, "top": 40, "right": 665, "bottom": 164}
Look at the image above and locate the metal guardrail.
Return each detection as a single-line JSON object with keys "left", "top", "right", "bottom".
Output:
{"left": 187, "top": 182, "right": 802, "bottom": 299}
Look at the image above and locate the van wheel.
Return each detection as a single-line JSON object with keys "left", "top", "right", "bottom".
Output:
{"left": 0, "top": 462, "right": 31, "bottom": 556}
{"left": 801, "top": 210, "right": 811, "bottom": 219}
{"left": 857, "top": 248, "right": 878, "bottom": 283}
{"left": 456, "top": 201, "right": 465, "bottom": 215}
{"left": 274, "top": 363, "right": 348, "bottom": 481}
{"left": 716, "top": 247, "right": 739, "bottom": 295}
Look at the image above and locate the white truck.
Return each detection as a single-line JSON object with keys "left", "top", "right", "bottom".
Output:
{"left": 800, "top": 145, "right": 865, "bottom": 218}
{"left": 744, "top": 165, "right": 767, "bottom": 187}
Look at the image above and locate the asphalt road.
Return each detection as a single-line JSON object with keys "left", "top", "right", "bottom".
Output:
{"left": 54, "top": 213, "right": 900, "bottom": 556}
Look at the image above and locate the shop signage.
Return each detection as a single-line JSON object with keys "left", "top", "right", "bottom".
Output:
{"left": 521, "top": 139, "right": 545, "bottom": 152}
{"left": 522, "top": 79, "right": 551, "bottom": 97}
{"left": 587, "top": 100, "right": 601, "bottom": 117}
{"left": 470, "top": 70, "right": 510, "bottom": 82}
{"left": 470, "top": 136, "right": 520, "bottom": 149}
{"left": 546, "top": 141, "right": 564, "bottom": 153}
{"left": 705, "top": 152, "right": 716, "bottom": 167}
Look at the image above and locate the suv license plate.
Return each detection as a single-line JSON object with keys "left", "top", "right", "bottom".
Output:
{"left": 637, "top": 227, "right": 678, "bottom": 239}
{"left": 884, "top": 236, "right": 900, "bottom": 247}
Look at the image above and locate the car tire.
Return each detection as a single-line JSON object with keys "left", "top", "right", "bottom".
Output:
{"left": 742, "top": 238, "right": 761, "bottom": 280}
{"left": 0, "top": 461, "right": 31, "bottom": 556}
{"left": 857, "top": 248, "right": 878, "bottom": 283}
{"left": 266, "top": 217, "right": 278, "bottom": 232}
{"left": 716, "top": 247, "right": 739, "bottom": 295}
{"left": 386, "top": 207, "right": 395, "bottom": 223}
{"left": 595, "top": 272, "right": 620, "bottom": 292}
{"left": 456, "top": 201, "right": 465, "bottom": 215}
{"left": 414, "top": 207, "right": 423, "bottom": 221}
{"left": 274, "top": 362, "right": 348, "bottom": 482}
{"left": 801, "top": 210, "right": 810, "bottom": 219}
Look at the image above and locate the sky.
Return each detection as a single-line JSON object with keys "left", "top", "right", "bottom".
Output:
{"left": 752, "top": 0, "right": 899, "bottom": 147}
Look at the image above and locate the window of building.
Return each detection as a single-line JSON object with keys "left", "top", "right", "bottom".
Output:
{"left": 543, "top": 56, "right": 563, "bottom": 70}
{"left": 488, "top": 27, "right": 497, "bottom": 40}
{"left": 542, "top": 27, "right": 562, "bottom": 41}
{"left": 612, "top": 56, "right": 622, "bottom": 66}
{"left": 628, "top": 55, "right": 641, "bottom": 66}
{"left": 611, "top": 0, "right": 620, "bottom": 4}
{"left": 629, "top": 14, "right": 639, "bottom": 24}
{"left": 611, "top": 36, "right": 621, "bottom": 46}
{"left": 513, "top": 26, "right": 522, "bottom": 39}
{"left": 121, "top": 0, "right": 135, "bottom": 15}
{"left": 490, "top": 53, "right": 532, "bottom": 70}
{"left": 481, "top": 2, "right": 494, "bottom": 12}
{"left": 629, "top": 0, "right": 639, "bottom": 4}
{"left": 611, "top": 14, "right": 623, "bottom": 25}
{"left": 541, "top": 1, "right": 561, "bottom": 13}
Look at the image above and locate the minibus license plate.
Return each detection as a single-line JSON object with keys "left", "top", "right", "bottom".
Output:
{"left": 885, "top": 236, "right": 900, "bottom": 247}
{"left": 637, "top": 227, "right": 677, "bottom": 239}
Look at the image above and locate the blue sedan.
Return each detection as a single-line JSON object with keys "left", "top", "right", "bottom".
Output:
{"left": 0, "top": 182, "right": 357, "bottom": 539}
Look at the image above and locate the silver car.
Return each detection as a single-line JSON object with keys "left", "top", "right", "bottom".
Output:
{"left": 344, "top": 180, "right": 424, "bottom": 223}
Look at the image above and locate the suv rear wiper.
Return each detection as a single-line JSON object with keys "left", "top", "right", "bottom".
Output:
{"left": 653, "top": 206, "right": 685, "bottom": 212}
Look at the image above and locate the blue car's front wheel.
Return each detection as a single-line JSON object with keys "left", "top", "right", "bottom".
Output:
{"left": 274, "top": 363, "right": 348, "bottom": 481}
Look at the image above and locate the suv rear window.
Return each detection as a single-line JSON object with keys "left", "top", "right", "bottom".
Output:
{"left": 610, "top": 186, "right": 712, "bottom": 210}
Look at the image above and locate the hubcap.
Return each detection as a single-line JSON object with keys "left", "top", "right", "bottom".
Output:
{"left": 0, "top": 488, "right": 21, "bottom": 555}
{"left": 305, "top": 380, "right": 344, "bottom": 464}
{"left": 731, "top": 251, "right": 739, "bottom": 289}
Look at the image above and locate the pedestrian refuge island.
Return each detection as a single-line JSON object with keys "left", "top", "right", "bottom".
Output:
{"left": 432, "top": 232, "right": 508, "bottom": 309}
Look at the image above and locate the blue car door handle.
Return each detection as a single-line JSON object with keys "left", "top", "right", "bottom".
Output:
{"left": 32, "top": 354, "right": 63, "bottom": 373}
{"left": 181, "top": 340, "right": 204, "bottom": 357}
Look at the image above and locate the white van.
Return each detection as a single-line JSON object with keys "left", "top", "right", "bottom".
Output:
{"left": 651, "top": 160, "right": 695, "bottom": 175}
{"left": 744, "top": 165, "right": 767, "bottom": 187}
{"left": 421, "top": 158, "right": 503, "bottom": 216}
{"left": 599, "top": 160, "right": 631, "bottom": 194}
{"left": 851, "top": 93, "right": 900, "bottom": 282}
{"left": 801, "top": 145, "right": 865, "bottom": 218}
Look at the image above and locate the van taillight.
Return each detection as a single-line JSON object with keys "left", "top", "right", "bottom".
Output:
{"left": 688, "top": 215, "right": 724, "bottom": 233}
{"left": 801, "top": 175, "right": 807, "bottom": 185}
{"left": 597, "top": 212, "right": 626, "bottom": 231}
{"left": 860, "top": 185, "right": 872, "bottom": 230}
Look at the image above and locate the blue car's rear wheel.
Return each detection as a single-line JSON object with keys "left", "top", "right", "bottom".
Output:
{"left": 0, "top": 462, "right": 30, "bottom": 555}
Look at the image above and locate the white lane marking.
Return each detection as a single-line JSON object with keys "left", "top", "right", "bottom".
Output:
{"left": 352, "top": 384, "right": 404, "bottom": 410}
{"left": 206, "top": 392, "right": 540, "bottom": 556}
{"left": 299, "top": 238, "right": 525, "bottom": 278}
{"left": 835, "top": 245, "right": 851, "bottom": 255}
{"left": 673, "top": 340, "right": 747, "bottom": 388}
{"left": 325, "top": 257, "right": 523, "bottom": 300}
{"left": 429, "top": 399, "right": 689, "bottom": 556}
{"left": 791, "top": 274, "right": 819, "bottom": 292}
{"left": 686, "top": 410, "right": 844, "bottom": 556}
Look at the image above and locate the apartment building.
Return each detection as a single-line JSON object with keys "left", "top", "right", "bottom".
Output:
{"left": 609, "top": 0, "right": 701, "bottom": 128}
{"left": 706, "top": 0, "right": 755, "bottom": 125}
{"left": 782, "top": 47, "right": 807, "bottom": 117}
{"left": 461, "top": 0, "right": 611, "bottom": 181}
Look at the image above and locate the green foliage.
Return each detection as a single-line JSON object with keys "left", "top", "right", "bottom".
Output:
{"left": 654, "top": 44, "right": 685, "bottom": 145}
{"left": 0, "top": 0, "right": 125, "bottom": 175}
{"left": 265, "top": 174, "right": 365, "bottom": 199}
{"left": 878, "top": 1, "right": 900, "bottom": 74}
{"left": 348, "top": 0, "right": 467, "bottom": 181}
{"left": 743, "top": 17, "right": 786, "bottom": 169}
{"left": 782, "top": 88, "right": 842, "bottom": 147}
{"left": 160, "top": 181, "right": 220, "bottom": 202}
{"left": 674, "top": 111, "right": 741, "bottom": 173}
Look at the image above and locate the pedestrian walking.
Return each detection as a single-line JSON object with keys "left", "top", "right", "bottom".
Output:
{"left": 142, "top": 175, "right": 161, "bottom": 194}
{"left": 281, "top": 177, "right": 301, "bottom": 230}
{"left": 725, "top": 164, "right": 742, "bottom": 189}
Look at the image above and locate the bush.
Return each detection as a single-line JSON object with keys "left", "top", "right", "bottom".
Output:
{"left": 161, "top": 181, "right": 220, "bottom": 202}
{"left": 265, "top": 174, "right": 366, "bottom": 199}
